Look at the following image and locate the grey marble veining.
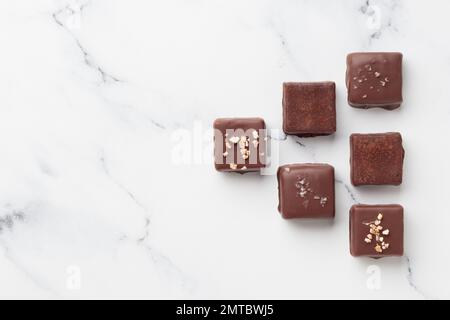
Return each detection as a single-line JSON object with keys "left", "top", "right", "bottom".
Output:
{"left": 1, "top": 0, "right": 449, "bottom": 299}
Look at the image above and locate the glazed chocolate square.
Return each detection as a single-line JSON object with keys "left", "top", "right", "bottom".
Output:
{"left": 350, "top": 133, "right": 404, "bottom": 186}
{"left": 346, "top": 52, "right": 403, "bottom": 110}
{"left": 350, "top": 204, "right": 404, "bottom": 257}
{"left": 282, "top": 82, "right": 336, "bottom": 137}
{"left": 214, "top": 118, "right": 266, "bottom": 173}
{"left": 277, "top": 164, "right": 335, "bottom": 219}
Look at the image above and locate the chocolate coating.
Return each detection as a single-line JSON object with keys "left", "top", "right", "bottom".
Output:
{"left": 350, "top": 204, "right": 404, "bottom": 258}
{"left": 277, "top": 164, "right": 335, "bottom": 219}
{"left": 282, "top": 82, "right": 336, "bottom": 137}
{"left": 346, "top": 52, "right": 403, "bottom": 110}
{"left": 214, "top": 118, "right": 266, "bottom": 173}
{"left": 350, "top": 133, "right": 404, "bottom": 186}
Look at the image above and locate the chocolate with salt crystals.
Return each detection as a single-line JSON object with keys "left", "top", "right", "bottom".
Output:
{"left": 277, "top": 164, "right": 335, "bottom": 219}
{"left": 346, "top": 52, "right": 403, "bottom": 110}
{"left": 350, "top": 204, "right": 404, "bottom": 258}
{"left": 214, "top": 118, "right": 267, "bottom": 173}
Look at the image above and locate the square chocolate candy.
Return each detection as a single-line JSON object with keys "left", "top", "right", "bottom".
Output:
{"left": 346, "top": 52, "right": 403, "bottom": 110}
{"left": 214, "top": 118, "right": 267, "bottom": 173}
{"left": 282, "top": 82, "right": 336, "bottom": 137}
{"left": 350, "top": 133, "right": 404, "bottom": 186}
{"left": 350, "top": 204, "right": 404, "bottom": 257}
{"left": 277, "top": 164, "right": 335, "bottom": 219}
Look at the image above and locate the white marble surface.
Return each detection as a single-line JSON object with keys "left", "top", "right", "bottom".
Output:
{"left": 1, "top": 0, "right": 449, "bottom": 300}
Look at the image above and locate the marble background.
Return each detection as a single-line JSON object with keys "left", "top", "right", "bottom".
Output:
{"left": 1, "top": 0, "right": 449, "bottom": 299}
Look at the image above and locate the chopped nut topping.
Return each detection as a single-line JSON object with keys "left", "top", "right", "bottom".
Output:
{"left": 364, "top": 211, "right": 390, "bottom": 253}
{"left": 385, "top": 77, "right": 389, "bottom": 82}
{"left": 314, "top": 196, "right": 321, "bottom": 200}
{"left": 252, "top": 130, "right": 259, "bottom": 139}
{"left": 226, "top": 142, "right": 231, "bottom": 149}
{"left": 241, "top": 166, "right": 247, "bottom": 170}
{"left": 223, "top": 151, "right": 228, "bottom": 157}
{"left": 362, "top": 94, "right": 368, "bottom": 99}
{"left": 380, "top": 81, "right": 386, "bottom": 87}
{"left": 229, "top": 163, "right": 237, "bottom": 170}
{"left": 285, "top": 167, "right": 290, "bottom": 172}
{"left": 374, "top": 72, "right": 381, "bottom": 78}
{"left": 229, "top": 136, "right": 240, "bottom": 144}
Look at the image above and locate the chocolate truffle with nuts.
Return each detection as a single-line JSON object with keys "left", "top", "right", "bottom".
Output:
{"left": 350, "top": 204, "right": 404, "bottom": 258}
{"left": 214, "top": 118, "right": 267, "bottom": 173}
{"left": 346, "top": 52, "right": 403, "bottom": 110}
{"left": 277, "top": 164, "right": 335, "bottom": 219}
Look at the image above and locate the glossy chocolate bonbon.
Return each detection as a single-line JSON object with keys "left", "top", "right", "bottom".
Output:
{"left": 277, "top": 164, "right": 335, "bottom": 219}
{"left": 346, "top": 52, "right": 403, "bottom": 110}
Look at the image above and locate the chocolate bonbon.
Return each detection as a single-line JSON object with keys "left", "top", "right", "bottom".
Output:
{"left": 214, "top": 118, "right": 267, "bottom": 173}
{"left": 350, "top": 132, "right": 404, "bottom": 186}
{"left": 282, "top": 82, "right": 336, "bottom": 137}
{"left": 277, "top": 164, "right": 335, "bottom": 219}
{"left": 350, "top": 204, "right": 404, "bottom": 257}
{"left": 346, "top": 52, "right": 403, "bottom": 110}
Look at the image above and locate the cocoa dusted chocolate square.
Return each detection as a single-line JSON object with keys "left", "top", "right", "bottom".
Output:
{"left": 350, "top": 204, "right": 404, "bottom": 258}
{"left": 213, "top": 118, "right": 267, "bottom": 173}
{"left": 282, "top": 82, "right": 336, "bottom": 137}
{"left": 346, "top": 52, "right": 403, "bottom": 110}
{"left": 277, "top": 164, "right": 335, "bottom": 219}
{"left": 350, "top": 133, "right": 405, "bottom": 186}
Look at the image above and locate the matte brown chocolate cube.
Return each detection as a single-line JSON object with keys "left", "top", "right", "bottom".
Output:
{"left": 346, "top": 52, "right": 403, "bottom": 110}
{"left": 350, "top": 204, "right": 404, "bottom": 258}
{"left": 214, "top": 118, "right": 266, "bottom": 173}
{"left": 277, "top": 164, "right": 335, "bottom": 219}
{"left": 350, "top": 133, "right": 404, "bottom": 186}
{"left": 282, "top": 82, "right": 336, "bottom": 137}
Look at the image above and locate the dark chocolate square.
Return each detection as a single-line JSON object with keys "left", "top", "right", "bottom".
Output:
{"left": 350, "top": 204, "right": 404, "bottom": 257}
{"left": 277, "top": 164, "right": 335, "bottom": 219}
{"left": 346, "top": 52, "right": 403, "bottom": 110}
{"left": 214, "top": 118, "right": 266, "bottom": 173}
{"left": 282, "top": 82, "right": 336, "bottom": 136}
{"left": 350, "top": 133, "right": 404, "bottom": 186}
